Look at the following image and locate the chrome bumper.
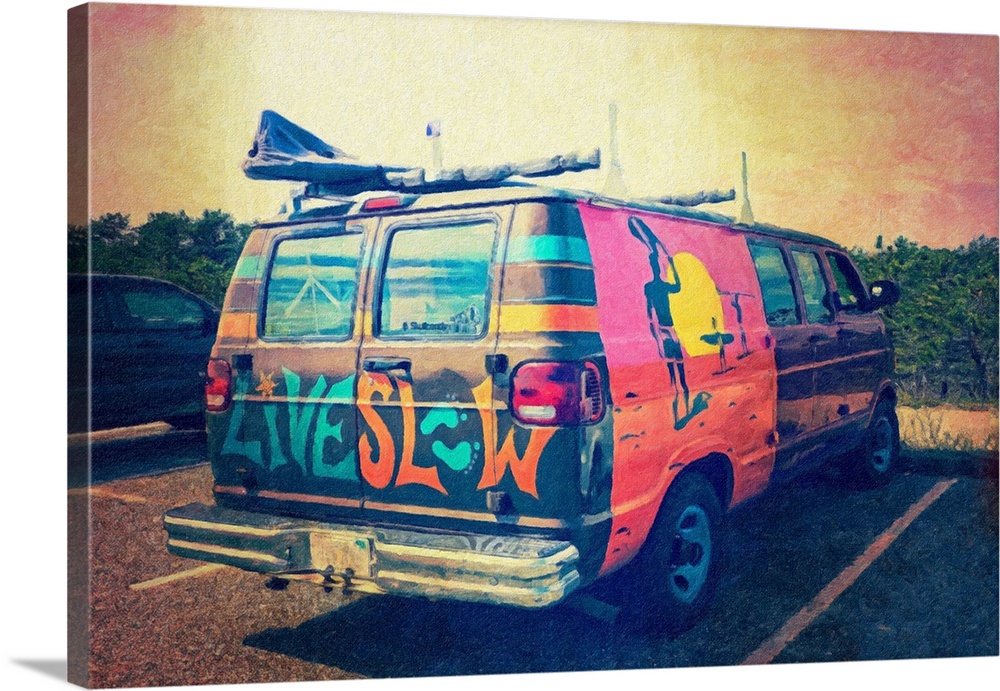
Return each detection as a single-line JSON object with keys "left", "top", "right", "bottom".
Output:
{"left": 163, "top": 502, "right": 581, "bottom": 608}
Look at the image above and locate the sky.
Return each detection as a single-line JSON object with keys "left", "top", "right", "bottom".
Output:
{"left": 77, "top": 2, "right": 998, "bottom": 249}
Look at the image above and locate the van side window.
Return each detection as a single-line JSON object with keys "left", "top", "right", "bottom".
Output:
{"left": 264, "top": 231, "right": 363, "bottom": 339}
{"left": 379, "top": 220, "right": 496, "bottom": 338}
{"left": 826, "top": 252, "right": 869, "bottom": 312}
{"left": 749, "top": 242, "right": 801, "bottom": 327}
{"left": 790, "top": 249, "right": 835, "bottom": 324}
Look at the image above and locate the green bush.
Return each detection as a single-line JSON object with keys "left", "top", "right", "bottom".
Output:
{"left": 851, "top": 236, "right": 998, "bottom": 406}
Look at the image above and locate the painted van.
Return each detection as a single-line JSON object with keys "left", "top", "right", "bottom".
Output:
{"left": 164, "top": 113, "right": 901, "bottom": 634}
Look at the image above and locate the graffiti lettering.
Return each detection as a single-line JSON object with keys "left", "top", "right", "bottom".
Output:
{"left": 222, "top": 376, "right": 263, "bottom": 465}
{"left": 392, "top": 379, "right": 447, "bottom": 494}
{"left": 225, "top": 370, "right": 556, "bottom": 498}
{"left": 472, "top": 380, "right": 556, "bottom": 498}
{"left": 313, "top": 375, "right": 357, "bottom": 479}
{"left": 357, "top": 373, "right": 397, "bottom": 489}
{"left": 284, "top": 367, "right": 328, "bottom": 472}
{"left": 421, "top": 408, "right": 474, "bottom": 471}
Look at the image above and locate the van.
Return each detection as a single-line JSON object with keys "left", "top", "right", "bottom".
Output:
{"left": 164, "top": 112, "right": 900, "bottom": 634}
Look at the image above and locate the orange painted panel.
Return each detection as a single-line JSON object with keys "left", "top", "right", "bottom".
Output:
{"left": 578, "top": 203, "right": 778, "bottom": 575}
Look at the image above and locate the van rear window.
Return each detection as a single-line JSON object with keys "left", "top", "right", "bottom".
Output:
{"left": 263, "top": 231, "right": 363, "bottom": 339}
{"left": 378, "top": 220, "right": 496, "bottom": 338}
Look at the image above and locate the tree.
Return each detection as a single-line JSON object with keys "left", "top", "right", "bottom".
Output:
{"left": 67, "top": 210, "right": 252, "bottom": 307}
{"left": 851, "top": 235, "right": 999, "bottom": 405}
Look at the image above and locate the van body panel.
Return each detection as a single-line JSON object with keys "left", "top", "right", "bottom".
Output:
{"left": 821, "top": 249, "right": 893, "bottom": 420}
{"left": 576, "top": 203, "right": 778, "bottom": 575}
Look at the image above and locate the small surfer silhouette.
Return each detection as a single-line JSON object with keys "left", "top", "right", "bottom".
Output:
{"left": 629, "top": 216, "right": 708, "bottom": 430}
{"left": 700, "top": 316, "right": 736, "bottom": 375}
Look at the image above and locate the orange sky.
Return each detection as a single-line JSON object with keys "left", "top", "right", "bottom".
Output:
{"left": 80, "top": 3, "right": 998, "bottom": 249}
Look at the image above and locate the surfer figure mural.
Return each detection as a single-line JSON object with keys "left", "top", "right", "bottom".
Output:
{"left": 628, "top": 216, "right": 700, "bottom": 427}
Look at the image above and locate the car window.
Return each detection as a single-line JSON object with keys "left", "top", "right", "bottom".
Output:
{"left": 790, "top": 249, "right": 835, "bottom": 324}
{"left": 263, "top": 230, "right": 363, "bottom": 339}
{"left": 118, "top": 284, "right": 205, "bottom": 331}
{"left": 749, "top": 242, "right": 801, "bottom": 327}
{"left": 378, "top": 219, "right": 497, "bottom": 338}
{"left": 68, "top": 278, "right": 111, "bottom": 334}
{"left": 826, "top": 252, "right": 868, "bottom": 312}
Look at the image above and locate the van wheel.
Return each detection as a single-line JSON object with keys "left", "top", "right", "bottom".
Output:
{"left": 623, "top": 472, "right": 722, "bottom": 637}
{"left": 847, "top": 400, "right": 900, "bottom": 489}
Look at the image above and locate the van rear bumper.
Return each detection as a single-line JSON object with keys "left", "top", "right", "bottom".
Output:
{"left": 163, "top": 502, "right": 581, "bottom": 608}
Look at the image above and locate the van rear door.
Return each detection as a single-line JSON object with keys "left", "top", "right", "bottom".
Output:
{"left": 355, "top": 208, "right": 507, "bottom": 524}
{"left": 217, "top": 219, "right": 371, "bottom": 511}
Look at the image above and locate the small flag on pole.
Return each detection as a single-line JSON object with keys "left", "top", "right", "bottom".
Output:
{"left": 426, "top": 120, "right": 441, "bottom": 138}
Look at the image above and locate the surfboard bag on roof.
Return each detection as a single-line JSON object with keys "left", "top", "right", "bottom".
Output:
{"left": 241, "top": 110, "right": 408, "bottom": 189}
{"left": 242, "top": 110, "right": 600, "bottom": 195}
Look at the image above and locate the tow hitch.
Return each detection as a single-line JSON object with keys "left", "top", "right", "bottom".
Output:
{"left": 264, "top": 566, "right": 358, "bottom": 593}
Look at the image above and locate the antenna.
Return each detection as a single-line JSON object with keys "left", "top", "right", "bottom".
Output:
{"left": 426, "top": 120, "right": 443, "bottom": 178}
{"left": 602, "top": 102, "right": 627, "bottom": 198}
{"left": 738, "top": 151, "right": 755, "bottom": 225}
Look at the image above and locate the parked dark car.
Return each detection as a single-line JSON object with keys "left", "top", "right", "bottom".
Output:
{"left": 68, "top": 274, "right": 220, "bottom": 433}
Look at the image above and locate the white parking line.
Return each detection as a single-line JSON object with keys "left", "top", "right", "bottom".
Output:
{"left": 67, "top": 487, "right": 149, "bottom": 504}
{"left": 742, "top": 477, "right": 957, "bottom": 665}
{"left": 130, "top": 564, "right": 228, "bottom": 591}
{"left": 68, "top": 421, "right": 174, "bottom": 447}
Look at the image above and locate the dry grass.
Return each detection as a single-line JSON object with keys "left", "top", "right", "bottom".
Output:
{"left": 897, "top": 406, "right": 999, "bottom": 453}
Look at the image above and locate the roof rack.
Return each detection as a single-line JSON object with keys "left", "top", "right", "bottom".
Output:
{"left": 243, "top": 110, "right": 600, "bottom": 198}
{"left": 302, "top": 149, "right": 601, "bottom": 198}
{"left": 644, "top": 188, "right": 736, "bottom": 207}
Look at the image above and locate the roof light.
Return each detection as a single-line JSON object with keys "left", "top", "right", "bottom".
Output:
{"left": 361, "top": 196, "right": 404, "bottom": 211}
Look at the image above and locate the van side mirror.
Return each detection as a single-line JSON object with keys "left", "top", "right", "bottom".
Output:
{"left": 867, "top": 280, "right": 899, "bottom": 310}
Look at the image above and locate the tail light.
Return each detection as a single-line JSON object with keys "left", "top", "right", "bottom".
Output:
{"left": 205, "top": 358, "right": 233, "bottom": 412}
{"left": 510, "top": 360, "right": 604, "bottom": 426}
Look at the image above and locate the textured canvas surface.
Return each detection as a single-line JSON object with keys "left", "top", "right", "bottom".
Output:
{"left": 44, "top": 2, "right": 1000, "bottom": 691}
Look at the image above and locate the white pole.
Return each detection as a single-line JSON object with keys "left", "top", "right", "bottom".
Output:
{"left": 738, "top": 151, "right": 755, "bottom": 226}
{"left": 602, "top": 102, "right": 627, "bottom": 198}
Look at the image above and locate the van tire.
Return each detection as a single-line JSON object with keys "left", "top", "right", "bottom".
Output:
{"left": 846, "top": 399, "right": 900, "bottom": 489}
{"left": 622, "top": 471, "right": 723, "bottom": 637}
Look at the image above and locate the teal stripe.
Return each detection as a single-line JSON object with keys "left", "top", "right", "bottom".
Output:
{"left": 506, "top": 236, "right": 592, "bottom": 265}
{"left": 234, "top": 256, "right": 262, "bottom": 279}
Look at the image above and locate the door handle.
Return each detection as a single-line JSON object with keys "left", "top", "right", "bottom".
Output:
{"left": 807, "top": 333, "right": 833, "bottom": 343}
{"left": 363, "top": 357, "right": 411, "bottom": 374}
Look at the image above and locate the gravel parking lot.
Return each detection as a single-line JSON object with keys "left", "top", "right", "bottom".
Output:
{"left": 66, "top": 429, "right": 998, "bottom": 688}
